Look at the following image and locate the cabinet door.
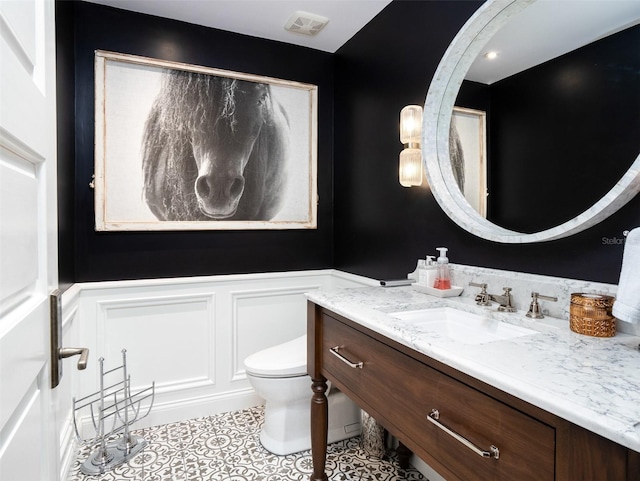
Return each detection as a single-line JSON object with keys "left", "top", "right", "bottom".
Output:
{"left": 322, "top": 314, "right": 555, "bottom": 481}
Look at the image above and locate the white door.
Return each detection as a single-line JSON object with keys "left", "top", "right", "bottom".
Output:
{"left": 0, "top": 0, "right": 59, "bottom": 480}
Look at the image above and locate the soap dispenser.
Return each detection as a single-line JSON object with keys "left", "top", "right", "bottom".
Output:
{"left": 416, "top": 259, "right": 427, "bottom": 285}
{"left": 418, "top": 256, "right": 436, "bottom": 286}
{"left": 424, "top": 256, "right": 436, "bottom": 287}
{"left": 434, "top": 247, "right": 451, "bottom": 290}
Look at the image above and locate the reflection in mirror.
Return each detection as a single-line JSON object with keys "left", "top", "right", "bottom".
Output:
{"left": 423, "top": 0, "right": 640, "bottom": 243}
{"left": 449, "top": 106, "right": 487, "bottom": 217}
{"left": 454, "top": 1, "right": 640, "bottom": 232}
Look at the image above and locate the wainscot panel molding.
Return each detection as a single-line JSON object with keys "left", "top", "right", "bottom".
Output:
{"left": 95, "top": 293, "right": 217, "bottom": 394}
{"left": 57, "top": 270, "right": 375, "bottom": 480}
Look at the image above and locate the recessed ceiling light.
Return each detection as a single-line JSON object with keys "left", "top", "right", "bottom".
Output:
{"left": 284, "top": 11, "right": 329, "bottom": 37}
{"left": 484, "top": 51, "right": 499, "bottom": 60}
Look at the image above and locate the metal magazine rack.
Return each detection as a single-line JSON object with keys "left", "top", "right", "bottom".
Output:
{"left": 73, "top": 349, "right": 155, "bottom": 475}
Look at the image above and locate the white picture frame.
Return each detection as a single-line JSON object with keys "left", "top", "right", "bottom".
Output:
{"left": 94, "top": 50, "right": 318, "bottom": 231}
{"left": 451, "top": 106, "right": 488, "bottom": 218}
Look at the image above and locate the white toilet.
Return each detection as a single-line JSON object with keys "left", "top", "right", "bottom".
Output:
{"left": 244, "top": 335, "right": 362, "bottom": 455}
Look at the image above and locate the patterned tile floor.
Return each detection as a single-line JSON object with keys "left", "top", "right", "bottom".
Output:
{"left": 68, "top": 406, "right": 425, "bottom": 481}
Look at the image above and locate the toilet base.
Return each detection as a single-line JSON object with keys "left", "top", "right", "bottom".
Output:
{"left": 260, "top": 390, "right": 361, "bottom": 456}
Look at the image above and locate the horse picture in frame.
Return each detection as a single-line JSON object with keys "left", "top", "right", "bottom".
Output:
{"left": 94, "top": 51, "right": 317, "bottom": 231}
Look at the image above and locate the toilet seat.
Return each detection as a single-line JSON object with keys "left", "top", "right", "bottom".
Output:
{"left": 244, "top": 335, "right": 307, "bottom": 378}
{"left": 243, "top": 333, "right": 361, "bottom": 454}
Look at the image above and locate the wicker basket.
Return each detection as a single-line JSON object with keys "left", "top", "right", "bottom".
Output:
{"left": 569, "top": 293, "right": 616, "bottom": 337}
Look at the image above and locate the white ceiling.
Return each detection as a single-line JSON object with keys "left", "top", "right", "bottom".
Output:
{"left": 83, "top": 0, "right": 393, "bottom": 53}
{"left": 83, "top": 0, "right": 640, "bottom": 80}
{"left": 467, "top": 0, "right": 640, "bottom": 84}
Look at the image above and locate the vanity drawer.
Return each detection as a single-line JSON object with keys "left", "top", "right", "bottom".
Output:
{"left": 322, "top": 313, "right": 555, "bottom": 481}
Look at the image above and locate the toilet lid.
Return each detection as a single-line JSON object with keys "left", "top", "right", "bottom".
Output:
{"left": 244, "top": 335, "right": 307, "bottom": 378}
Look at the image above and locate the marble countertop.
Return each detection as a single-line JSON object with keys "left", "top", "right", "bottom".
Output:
{"left": 306, "top": 285, "right": 640, "bottom": 452}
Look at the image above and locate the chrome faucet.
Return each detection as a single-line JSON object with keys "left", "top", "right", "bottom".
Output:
{"left": 489, "top": 287, "right": 516, "bottom": 312}
{"left": 470, "top": 283, "right": 516, "bottom": 312}
{"left": 469, "top": 282, "right": 491, "bottom": 306}
{"left": 526, "top": 292, "right": 558, "bottom": 319}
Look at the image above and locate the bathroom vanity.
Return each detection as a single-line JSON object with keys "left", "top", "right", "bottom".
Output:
{"left": 302, "top": 0, "right": 640, "bottom": 476}
{"left": 306, "top": 286, "right": 640, "bottom": 481}
{"left": 303, "top": 0, "right": 640, "bottom": 476}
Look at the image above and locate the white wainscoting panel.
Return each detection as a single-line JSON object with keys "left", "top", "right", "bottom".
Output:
{"left": 55, "top": 268, "right": 525, "bottom": 481}
{"left": 96, "top": 294, "right": 216, "bottom": 394}
{"left": 60, "top": 269, "right": 374, "bottom": 475}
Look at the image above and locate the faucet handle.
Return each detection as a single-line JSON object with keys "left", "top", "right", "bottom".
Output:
{"left": 497, "top": 287, "right": 517, "bottom": 312}
{"left": 526, "top": 292, "right": 558, "bottom": 319}
{"left": 470, "top": 282, "right": 491, "bottom": 306}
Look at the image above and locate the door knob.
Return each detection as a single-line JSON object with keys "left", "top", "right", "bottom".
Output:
{"left": 59, "top": 347, "right": 89, "bottom": 370}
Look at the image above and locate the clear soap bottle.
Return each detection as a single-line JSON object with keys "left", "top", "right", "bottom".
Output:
{"left": 434, "top": 247, "right": 451, "bottom": 290}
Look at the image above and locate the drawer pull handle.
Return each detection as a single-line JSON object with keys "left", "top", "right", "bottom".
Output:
{"left": 427, "top": 409, "right": 500, "bottom": 460}
{"left": 329, "top": 346, "right": 363, "bottom": 369}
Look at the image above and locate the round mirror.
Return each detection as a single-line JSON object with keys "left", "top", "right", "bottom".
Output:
{"left": 423, "top": 0, "right": 640, "bottom": 243}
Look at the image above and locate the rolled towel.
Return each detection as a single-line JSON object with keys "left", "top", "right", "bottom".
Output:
{"left": 612, "top": 228, "right": 640, "bottom": 323}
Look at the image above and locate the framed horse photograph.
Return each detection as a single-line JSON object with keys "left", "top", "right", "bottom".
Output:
{"left": 94, "top": 50, "right": 318, "bottom": 231}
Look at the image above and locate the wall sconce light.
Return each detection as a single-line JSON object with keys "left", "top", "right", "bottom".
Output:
{"left": 399, "top": 105, "right": 423, "bottom": 187}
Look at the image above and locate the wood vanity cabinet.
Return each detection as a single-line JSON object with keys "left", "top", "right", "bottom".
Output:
{"left": 308, "top": 303, "right": 640, "bottom": 481}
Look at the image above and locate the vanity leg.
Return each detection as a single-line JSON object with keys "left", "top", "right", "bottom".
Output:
{"left": 310, "top": 377, "right": 329, "bottom": 481}
{"left": 397, "top": 442, "right": 412, "bottom": 470}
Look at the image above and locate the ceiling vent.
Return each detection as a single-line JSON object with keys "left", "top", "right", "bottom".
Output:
{"left": 284, "top": 11, "right": 329, "bottom": 37}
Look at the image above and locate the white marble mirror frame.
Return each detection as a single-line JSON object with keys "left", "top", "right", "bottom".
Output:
{"left": 423, "top": 0, "right": 640, "bottom": 243}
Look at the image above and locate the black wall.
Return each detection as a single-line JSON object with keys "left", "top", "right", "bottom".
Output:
{"left": 59, "top": 1, "right": 334, "bottom": 282}
{"left": 333, "top": 0, "right": 640, "bottom": 284}
{"left": 58, "top": 0, "right": 640, "bottom": 286}
{"left": 487, "top": 26, "right": 640, "bottom": 232}
{"left": 56, "top": 0, "right": 76, "bottom": 290}
{"left": 454, "top": 26, "right": 640, "bottom": 233}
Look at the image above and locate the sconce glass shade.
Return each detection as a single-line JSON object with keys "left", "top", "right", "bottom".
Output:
{"left": 400, "top": 105, "right": 423, "bottom": 144}
{"left": 399, "top": 104, "right": 424, "bottom": 187}
{"left": 399, "top": 148, "right": 423, "bottom": 187}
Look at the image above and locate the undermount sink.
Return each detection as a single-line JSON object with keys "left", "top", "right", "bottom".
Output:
{"left": 390, "top": 307, "right": 538, "bottom": 345}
